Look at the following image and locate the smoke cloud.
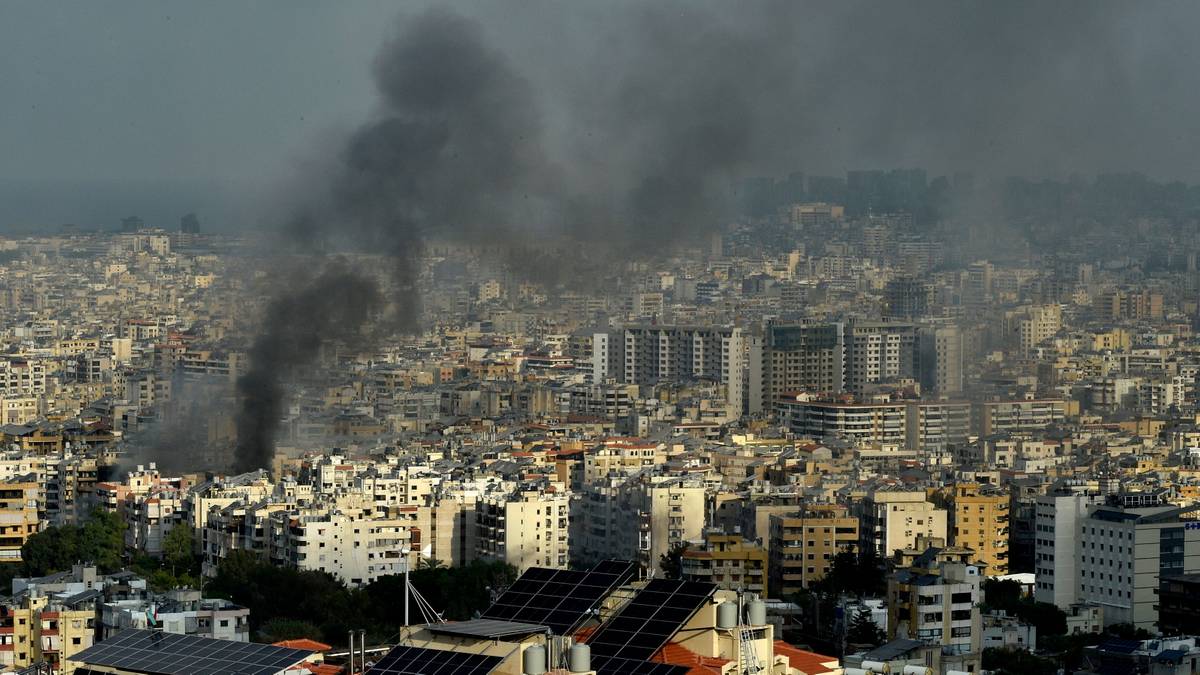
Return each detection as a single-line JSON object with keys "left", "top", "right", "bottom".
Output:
{"left": 233, "top": 0, "right": 1200, "bottom": 469}
{"left": 234, "top": 262, "right": 382, "bottom": 472}
{"left": 235, "top": 8, "right": 551, "bottom": 470}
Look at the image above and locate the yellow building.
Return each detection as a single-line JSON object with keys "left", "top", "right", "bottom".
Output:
{"left": 0, "top": 595, "right": 95, "bottom": 673}
{"left": 681, "top": 532, "right": 769, "bottom": 596}
{"left": 768, "top": 509, "right": 859, "bottom": 598}
{"left": 0, "top": 479, "right": 40, "bottom": 565}
{"left": 1092, "top": 328, "right": 1131, "bottom": 352}
{"left": 948, "top": 483, "right": 1010, "bottom": 575}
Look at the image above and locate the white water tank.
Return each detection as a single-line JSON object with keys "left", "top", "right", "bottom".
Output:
{"left": 523, "top": 644, "right": 546, "bottom": 675}
{"left": 860, "top": 660, "right": 890, "bottom": 673}
{"left": 901, "top": 666, "right": 932, "bottom": 675}
{"left": 746, "top": 599, "right": 767, "bottom": 626}
{"left": 843, "top": 668, "right": 870, "bottom": 675}
{"left": 568, "top": 643, "right": 591, "bottom": 673}
{"left": 717, "top": 601, "right": 738, "bottom": 629}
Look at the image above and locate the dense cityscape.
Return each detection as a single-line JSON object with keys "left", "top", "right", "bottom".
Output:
{"left": 6, "top": 2, "right": 1200, "bottom": 675}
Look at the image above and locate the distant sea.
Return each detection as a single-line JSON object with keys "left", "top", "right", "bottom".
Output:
{"left": 0, "top": 179, "right": 257, "bottom": 234}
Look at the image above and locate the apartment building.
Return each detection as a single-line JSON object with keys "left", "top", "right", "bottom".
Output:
{"left": 778, "top": 397, "right": 907, "bottom": 447}
{"left": 268, "top": 507, "right": 419, "bottom": 587}
{"left": 0, "top": 359, "right": 46, "bottom": 396}
{"left": 476, "top": 483, "right": 571, "bottom": 572}
{"left": 762, "top": 322, "right": 846, "bottom": 400}
{"left": 681, "top": 532, "right": 769, "bottom": 597}
{"left": 888, "top": 552, "right": 983, "bottom": 673}
{"left": 1075, "top": 496, "right": 1200, "bottom": 629}
{"left": 0, "top": 478, "right": 41, "bottom": 565}
{"left": 1033, "top": 485, "right": 1105, "bottom": 609}
{"left": 582, "top": 440, "right": 666, "bottom": 483}
{"left": 916, "top": 324, "right": 964, "bottom": 395}
{"left": 948, "top": 483, "right": 1010, "bottom": 575}
{"left": 971, "top": 399, "right": 1070, "bottom": 436}
{"left": 574, "top": 474, "right": 706, "bottom": 575}
{"left": 0, "top": 594, "right": 96, "bottom": 674}
{"left": 858, "top": 489, "right": 949, "bottom": 558}
{"left": 768, "top": 508, "right": 859, "bottom": 597}
{"left": 843, "top": 321, "right": 917, "bottom": 393}
{"left": 592, "top": 325, "right": 749, "bottom": 415}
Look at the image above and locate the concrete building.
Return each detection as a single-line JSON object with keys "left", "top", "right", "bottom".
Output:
{"left": 681, "top": 532, "right": 769, "bottom": 597}
{"left": 476, "top": 482, "right": 571, "bottom": 572}
{"left": 843, "top": 322, "right": 917, "bottom": 393}
{"left": 859, "top": 489, "right": 949, "bottom": 558}
{"left": 888, "top": 551, "right": 983, "bottom": 673}
{"left": 949, "top": 483, "right": 1011, "bottom": 575}
{"left": 768, "top": 508, "right": 859, "bottom": 598}
{"left": 763, "top": 322, "right": 846, "bottom": 400}
{"left": 1076, "top": 496, "right": 1200, "bottom": 629}
{"left": 1033, "top": 485, "right": 1105, "bottom": 609}
{"left": 916, "top": 324, "right": 964, "bottom": 395}
{"left": 0, "top": 478, "right": 41, "bottom": 565}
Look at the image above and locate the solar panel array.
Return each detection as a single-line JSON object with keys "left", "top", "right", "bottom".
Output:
{"left": 587, "top": 578, "right": 716, "bottom": 661}
{"left": 71, "top": 629, "right": 314, "bottom": 675}
{"left": 480, "top": 559, "right": 637, "bottom": 634}
{"left": 591, "top": 655, "right": 692, "bottom": 675}
{"left": 365, "top": 645, "right": 502, "bottom": 675}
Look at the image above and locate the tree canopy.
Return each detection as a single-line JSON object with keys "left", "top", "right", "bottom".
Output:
{"left": 206, "top": 552, "right": 517, "bottom": 645}
{"left": 20, "top": 509, "right": 125, "bottom": 577}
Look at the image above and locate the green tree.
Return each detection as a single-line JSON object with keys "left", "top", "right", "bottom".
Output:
{"left": 845, "top": 606, "right": 886, "bottom": 647}
{"left": 259, "top": 618, "right": 323, "bottom": 643}
{"left": 658, "top": 542, "right": 689, "bottom": 580}
{"left": 982, "top": 647, "right": 1058, "bottom": 675}
{"left": 19, "top": 509, "right": 127, "bottom": 577}
{"left": 78, "top": 510, "right": 126, "bottom": 571}
{"left": 982, "top": 578, "right": 1066, "bottom": 638}
{"left": 162, "top": 525, "right": 196, "bottom": 576}
{"left": 207, "top": 551, "right": 368, "bottom": 646}
{"left": 814, "top": 546, "right": 885, "bottom": 598}
{"left": 417, "top": 556, "right": 445, "bottom": 570}
{"left": 982, "top": 578, "right": 1023, "bottom": 612}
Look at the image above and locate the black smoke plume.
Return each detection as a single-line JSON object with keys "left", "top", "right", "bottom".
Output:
{"left": 234, "top": 263, "right": 381, "bottom": 472}
{"left": 234, "top": 8, "right": 549, "bottom": 470}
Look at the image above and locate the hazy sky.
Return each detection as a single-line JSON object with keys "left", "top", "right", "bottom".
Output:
{"left": 3, "top": 1, "right": 1200, "bottom": 230}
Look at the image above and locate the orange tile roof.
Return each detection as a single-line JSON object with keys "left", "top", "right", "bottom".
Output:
{"left": 304, "top": 664, "right": 342, "bottom": 675}
{"left": 273, "top": 638, "right": 332, "bottom": 652}
{"left": 652, "top": 642, "right": 731, "bottom": 674}
{"left": 773, "top": 640, "right": 839, "bottom": 675}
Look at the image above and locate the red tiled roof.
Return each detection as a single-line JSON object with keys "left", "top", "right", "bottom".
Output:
{"left": 273, "top": 638, "right": 333, "bottom": 652}
{"left": 652, "top": 643, "right": 731, "bottom": 675}
{"left": 305, "top": 664, "right": 342, "bottom": 675}
{"left": 773, "top": 641, "right": 839, "bottom": 675}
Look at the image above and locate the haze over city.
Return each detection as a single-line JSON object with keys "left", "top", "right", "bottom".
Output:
{"left": 1, "top": 3, "right": 1200, "bottom": 675}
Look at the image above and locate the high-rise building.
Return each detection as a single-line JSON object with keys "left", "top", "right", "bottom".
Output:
{"left": 1075, "top": 495, "right": 1200, "bottom": 629}
{"left": 843, "top": 322, "right": 917, "bottom": 393}
{"left": 762, "top": 322, "right": 845, "bottom": 401}
{"left": 592, "top": 325, "right": 748, "bottom": 415}
{"left": 768, "top": 508, "right": 859, "bottom": 597}
{"left": 917, "top": 324, "right": 964, "bottom": 395}
{"left": 1033, "top": 485, "right": 1105, "bottom": 609}
{"left": 476, "top": 483, "right": 571, "bottom": 572}
{"left": 884, "top": 277, "right": 932, "bottom": 319}
{"left": 949, "top": 483, "right": 1011, "bottom": 575}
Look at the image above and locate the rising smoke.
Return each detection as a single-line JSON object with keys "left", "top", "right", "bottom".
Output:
{"left": 234, "top": 8, "right": 552, "bottom": 470}
{"left": 234, "top": 1, "right": 1192, "bottom": 470}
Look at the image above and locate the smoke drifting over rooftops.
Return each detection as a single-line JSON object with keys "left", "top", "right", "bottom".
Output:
{"left": 231, "top": 1, "right": 1200, "bottom": 470}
